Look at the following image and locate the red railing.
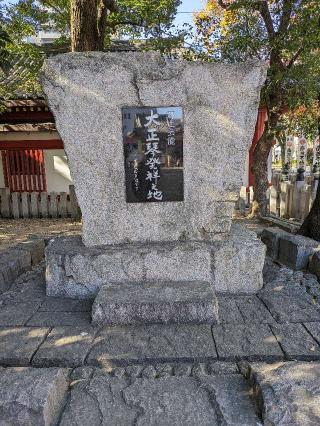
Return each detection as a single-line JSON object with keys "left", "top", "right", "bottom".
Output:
{"left": 2, "top": 149, "right": 47, "bottom": 192}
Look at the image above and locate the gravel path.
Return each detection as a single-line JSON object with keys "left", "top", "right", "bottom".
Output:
{"left": 0, "top": 219, "right": 81, "bottom": 251}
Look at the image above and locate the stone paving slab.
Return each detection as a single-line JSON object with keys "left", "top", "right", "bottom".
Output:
{"left": 60, "top": 373, "right": 260, "bottom": 426}
{"left": 304, "top": 322, "right": 320, "bottom": 345}
{"left": 0, "top": 367, "right": 69, "bottom": 425}
{"left": 216, "top": 296, "right": 244, "bottom": 324}
{"left": 32, "top": 326, "right": 97, "bottom": 368}
{"left": 258, "top": 290, "right": 320, "bottom": 323}
{"left": 244, "top": 361, "right": 320, "bottom": 426}
{"left": 271, "top": 323, "right": 320, "bottom": 360}
{"left": 87, "top": 324, "right": 217, "bottom": 367}
{"left": 235, "top": 296, "right": 276, "bottom": 324}
{"left": 26, "top": 311, "right": 92, "bottom": 327}
{"left": 212, "top": 324, "right": 283, "bottom": 361}
{"left": 92, "top": 281, "right": 219, "bottom": 326}
{"left": 0, "top": 302, "right": 42, "bottom": 326}
{"left": 0, "top": 327, "right": 49, "bottom": 366}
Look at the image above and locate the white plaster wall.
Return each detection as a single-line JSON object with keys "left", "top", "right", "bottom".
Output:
{"left": 44, "top": 149, "right": 73, "bottom": 192}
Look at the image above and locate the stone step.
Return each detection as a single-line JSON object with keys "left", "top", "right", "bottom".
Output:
{"left": 92, "top": 281, "right": 219, "bottom": 326}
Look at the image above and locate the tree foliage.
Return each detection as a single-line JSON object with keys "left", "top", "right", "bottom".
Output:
{"left": 194, "top": 0, "right": 320, "bottom": 216}
{"left": 0, "top": 0, "right": 184, "bottom": 98}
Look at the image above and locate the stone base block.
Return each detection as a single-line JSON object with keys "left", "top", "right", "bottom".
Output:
{"left": 45, "top": 224, "right": 265, "bottom": 299}
{"left": 92, "top": 281, "right": 218, "bottom": 325}
{"left": 260, "top": 227, "right": 287, "bottom": 260}
{"left": 278, "top": 234, "right": 319, "bottom": 270}
{"left": 308, "top": 251, "right": 320, "bottom": 279}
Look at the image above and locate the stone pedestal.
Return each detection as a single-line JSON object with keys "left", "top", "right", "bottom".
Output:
{"left": 92, "top": 281, "right": 219, "bottom": 325}
{"left": 45, "top": 224, "right": 265, "bottom": 300}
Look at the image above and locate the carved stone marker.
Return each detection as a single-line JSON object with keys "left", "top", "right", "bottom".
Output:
{"left": 43, "top": 52, "right": 267, "bottom": 322}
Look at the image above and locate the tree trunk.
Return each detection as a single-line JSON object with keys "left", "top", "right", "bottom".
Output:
{"left": 71, "top": 0, "right": 98, "bottom": 51}
{"left": 251, "top": 111, "right": 279, "bottom": 217}
{"left": 299, "top": 102, "right": 320, "bottom": 241}
{"left": 298, "top": 179, "right": 320, "bottom": 241}
{"left": 71, "top": 0, "right": 112, "bottom": 51}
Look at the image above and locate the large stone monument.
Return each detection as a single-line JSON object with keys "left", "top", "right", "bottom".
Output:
{"left": 42, "top": 52, "right": 267, "bottom": 325}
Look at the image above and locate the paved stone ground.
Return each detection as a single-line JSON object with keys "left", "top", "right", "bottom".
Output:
{"left": 1, "top": 256, "right": 320, "bottom": 424}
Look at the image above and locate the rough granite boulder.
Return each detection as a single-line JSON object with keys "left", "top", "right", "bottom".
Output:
{"left": 42, "top": 52, "right": 266, "bottom": 247}
{"left": 0, "top": 367, "right": 69, "bottom": 425}
{"left": 244, "top": 361, "right": 320, "bottom": 426}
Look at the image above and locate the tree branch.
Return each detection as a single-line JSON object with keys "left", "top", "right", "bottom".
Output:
{"left": 278, "top": 0, "right": 293, "bottom": 34}
{"left": 217, "top": 0, "right": 229, "bottom": 9}
{"left": 259, "top": 1, "right": 275, "bottom": 38}
{"left": 287, "top": 47, "right": 303, "bottom": 68}
{"left": 40, "top": 1, "right": 66, "bottom": 18}
{"left": 109, "top": 19, "right": 144, "bottom": 28}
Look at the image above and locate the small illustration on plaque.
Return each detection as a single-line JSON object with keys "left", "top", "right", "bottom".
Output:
{"left": 122, "top": 106, "right": 184, "bottom": 203}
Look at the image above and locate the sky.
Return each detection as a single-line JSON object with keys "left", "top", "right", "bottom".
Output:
{"left": 2, "top": 0, "right": 205, "bottom": 27}
{"left": 175, "top": 0, "right": 205, "bottom": 27}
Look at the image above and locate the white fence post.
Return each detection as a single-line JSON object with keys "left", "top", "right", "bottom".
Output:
{"left": 11, "top": 193, "right": 20, "bottom": 219}
{"left": 0, "top": 188, "right": 11, "bottom": 218}
{"left": 21, "top": 193, "right": 29, "bottom": 218}
{"left": 30, "top": 193, "right": 39, "bottom": 218}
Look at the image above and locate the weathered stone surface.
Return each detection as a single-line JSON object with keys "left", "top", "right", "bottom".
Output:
{"left": 0, "top": 264, "right": 46, "bottom": 305}
{"left": 0, "top": 302, "right": 41, "bottom": 326}
{"left": 309, "top": 250, "right": 320, "bottom": 279}
{"left": 271, "top": 323, "right": 320, "bottom": 360}
{"left": 0, "top": 247, "right": 32, "bottom": 294}
{"left": 16, "top": 239, "right": 45, "bottom": 266}
{"left": 212, "top": 324, "right": 283, "bottom": 360}
{"left": 43, "top": 52, "right": 266, "bottom": 246}
{"left": 0, "top": 367, "right": 69, "bottom": 425}
{"left": 260, "top": 227, "right": 287, "bottom": 260}
{"left": 46, "top": 224, "right": 265, "bottom": 299}
{"left": 278, "top": 233, "right": 319, "bottom": 270}
{"left": 235, "top": 296, "right": 275, "bottom": 324}
{"left": 92, "top": 281, "right": 218, "bottom": 325}
{"left": 0, "top": 327, "right": 49, "bottom": 366}
{"left": 32, "top": 326, "right": 96, "bottom": 367}
{"left": 87, "top": 324, "right": 217, "bottom": 366}
{"left": 259, "top": 289, "right": 320, "bottom": 323}
{"left": 216, "top": 296, "right": 244, "bottom": 324}
{"left": 60, "top": 373, "right": 260, "bottom": 426}
{"left": 39, "top": 297, "right": 92, "bottom": 312}
{"left": 304, "top": 322, "right": 320, "bottom": 345}
{"left": 213, "top": 224, "right": 266, "bottom": 293}
{"left": 45, "top": 236, "right": 211, "bottom": 299}
{"left": 26, "top": 311, "right": 91, "bottom": 327}
{"left": 207, "top": 361, "right": 239, "bottom": 375}
{"left": 246, "top": 361, "right": 320, "bottom": 426}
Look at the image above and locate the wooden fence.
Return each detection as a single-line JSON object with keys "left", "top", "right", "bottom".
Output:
{"left": 238, "top": 172, "right": 319, "bottom": 223}
{"left": 0, "top": 185, "right": 80, "bottom": 219}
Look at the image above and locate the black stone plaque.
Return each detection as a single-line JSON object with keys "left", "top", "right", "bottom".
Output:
{"left": 122, "top": 106, "right": 184, "bottom": 203}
